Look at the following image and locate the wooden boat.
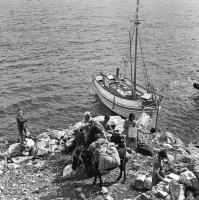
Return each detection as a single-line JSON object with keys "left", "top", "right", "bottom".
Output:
{"left": 92, "top": 0, "right": 163, "bottom": 129}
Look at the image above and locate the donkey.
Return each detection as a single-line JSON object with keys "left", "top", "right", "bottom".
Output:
{"left": 72, "top": 132, "right": 129, "bottom": 187}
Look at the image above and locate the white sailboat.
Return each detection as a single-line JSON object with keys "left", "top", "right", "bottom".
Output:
{"left": 92, "top": 0, "right": 163, "bottom": 129}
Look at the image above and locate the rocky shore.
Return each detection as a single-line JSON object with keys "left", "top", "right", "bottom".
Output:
{"left": 0, "top": 115, "right": 199, "bottom": 200}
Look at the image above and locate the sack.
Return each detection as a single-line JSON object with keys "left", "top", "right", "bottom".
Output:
{"left": 98, "top": 143, "right": 120, "bottom": 171}
{"left": 128, "top": 126, "right": 137, "bottom": 138}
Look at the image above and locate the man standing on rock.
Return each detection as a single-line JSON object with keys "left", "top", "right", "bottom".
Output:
{"left": 152, "top": 149, "right": 169, "bottom": 188}
{"left": 16, "top": 108, "right": 28, "bottom": 146}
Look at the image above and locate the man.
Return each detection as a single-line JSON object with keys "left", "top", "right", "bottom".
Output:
{"left": 16, "top": 108, "right": 28, "bottom": 145}
{"left": 122, "top": 113, "right": 137, "bottom": 149}
{"left": 100, "top": 114, "right": 113, "bottom": 132}
{"left": 152, "top": 149, "right": 169, "bottom": 188}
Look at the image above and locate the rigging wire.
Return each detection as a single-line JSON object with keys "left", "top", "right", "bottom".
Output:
{"left": 123, "top": 23, "right": 136, "bottom": 77}
{"left": 137, "top": 30, "right": 156, "bottom": 92}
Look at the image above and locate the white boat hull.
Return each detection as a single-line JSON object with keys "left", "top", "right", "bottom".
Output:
{"left": 93, "top": 76, "right": 160, "bottom": 128}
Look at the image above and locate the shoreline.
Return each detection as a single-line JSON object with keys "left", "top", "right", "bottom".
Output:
{"left": 0, "top": 115, "right": 199, "bottom": 200}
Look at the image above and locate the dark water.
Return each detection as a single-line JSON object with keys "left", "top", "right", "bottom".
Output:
{"left": 0, "top": 0, "right": 199, "bottom": 143}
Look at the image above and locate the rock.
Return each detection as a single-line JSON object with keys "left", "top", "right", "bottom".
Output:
{"left": 24, "top": 138, "right": 35, "bottom": 151}
{"left": 186, "top": 143, "right": 199, "bottom": 165}
{"left": 36, "top": 135, "right": 59, "bottom": 156}
{"left": 185, "top": 191, "right": 194, "bottom": 200}
{"left": 48, "top": 129, "right": 65, "bottom": 140}
{"left": 0, "top": 161, "right": 7, "bottom": 172}
{"left": 159, "top": 131, "right": 175, "bottom": 144}
{"left": 37, "top": 148, "right": 49, "bottom": 156}
{"left": 101, "top": 187, "right": 108, "bottom": 194}
{"left": 106, "top": 195, "right": 113, "bottom": 200}
{"left": 167, "top": 173, "right": 180, "bottom": 181}
{"left": 194, "top": 165, "right": 199, "bottom": 181}
{"left": 8, "top": 143, "right": 22, "bottom": 155}
{"left": 135, "top": 175, "right": 146, "bottom": 189}
{"left": 12, "top": 156, "right": 33, "bottom": 165}
{"left": 169, "top": 180, "right": 185, "bottom": 200}
{"left": 144, "top": 177, "right": 152, "bottom": 190}
{"left": 179, "top": 170, "right": 199, "bottom": 190}
{"left": 163, "top": 143, "right": 173, "bottom": 149}
{"left": 181, "top": 155, "right": 194, "bottom": 164}
{"left": 80, "top": 193, "right": 86, "bottom": 199}
{"left": 168, "top": 154, "right": 175, "bottom": 162}
{"left": 63, "top": 164, "right": 76, "bottom": 179}
{"left": 195, "top": 195, "right": 199, "bottom": 200}
{"left": 156, "top": 190, "right": 168, "bottom": 198}
{"left": 34, "top": 160, "right": 46, "bottom": 169}
{"left": 135, "top": 193, "right": 150, "bottom": 200}
{"left": 7, "top": 163, "right": 20, "bottom": 170}
{"left": 76, "top": 187, "right": 82, "bottom": 192}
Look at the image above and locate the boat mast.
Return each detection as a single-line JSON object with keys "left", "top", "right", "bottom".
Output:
{"left": 133, "top": 0, "right": 140, "bottom": 96}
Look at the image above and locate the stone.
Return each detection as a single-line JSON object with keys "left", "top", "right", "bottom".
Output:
{"left": 135, "top": 193, "right": 150, "bottom": 200}
{"left": 163, "top": 144, "right": 173, "bottom": 149}
{"left": 48, "top": 129, "right": 65, "bottom": 140}
{"left": 101, "top": 187, "right": 108, "bottom": 194}
{"left": 12, "top": 156, "right": 33, "bottom": 165}
{"left": 157, "top": 190, "right": 168, "bottom": 198}
{"left": 186, "top": 143, "right": 199, "bottom": 165}
{"left": 168, "top": 154, "right": 175, "bottom": 162}
{"left": 8, "top": 143, "right": 22, "bottom": 155}
{"left": 24, "top": 138, "right": 35, "bottom": 151}
{"left": 159, "top": 131, "right": 175, "bottom": 144}
{"left": 106, "top": 195, "right": 113, "bottom": 200}
{"left": 144, "top": 177, "right": 152, "bottom": 190}
{"left": 80, "top": 193, "right": 86, "bottom": 199}
{"left": 63, "top": 164, "right": 76, "bottom": 179}
{"left": 194, "top": 165, "right": 199, "bottom": 181}
{"left": 169, "top": 180, "right": 185, "bottom": 200}
{"left": 34, "top": 160, "right": 46, "bottom": 169}
{"left": 179, "top": 170, "right": 199, "bottom": 190}
{"left": 135, "top": 175, "right": 146, "bottom": 189}
{"left": 185, "top": 192, "right": 194, "bottom": 200}
{"left": 76, "top": 187, "right": 82, "bottom": 192}
{"left": 168, "top": 173, "right": 180, "bottom": 181}
{"left": 181, "top": 155, "right": 194, "bottom": 164}
{"left": 7, "top": 163, "right": 20, "bottom": 170}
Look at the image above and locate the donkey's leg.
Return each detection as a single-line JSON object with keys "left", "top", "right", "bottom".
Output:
{"left": 123, "top": 162, "right": 126, "bottom": 182}
{"left": 97, "top": 170, "right": 102, "bottom": 188}
{"left": 93, "top": 161, "right": 98, "bottom": 185}
{"left": 117, "top": 165, "right": 123, "bottom": 181}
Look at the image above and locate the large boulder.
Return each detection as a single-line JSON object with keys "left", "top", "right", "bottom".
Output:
{"left": 36, "top": 134, "right": 60, "bottom": 156}
{"left": 7, "top": 143, "right": 22, "bottom": 155}
{"left": 179, "top": 170, "right": 199, "bottom": 191}
{"left": 169, "top": 180, "right": 185, "bottom": 200}
{"left": 186, "top": 143, "right": 199, "bottom": 165}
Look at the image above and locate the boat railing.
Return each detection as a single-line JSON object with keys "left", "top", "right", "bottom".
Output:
{"left": 123, "top": 76, "right": 163, "bottom": 98}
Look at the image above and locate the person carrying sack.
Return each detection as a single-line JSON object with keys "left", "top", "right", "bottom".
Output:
{"left": 122, "top": 113, "right": 137, "bottom": 150}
